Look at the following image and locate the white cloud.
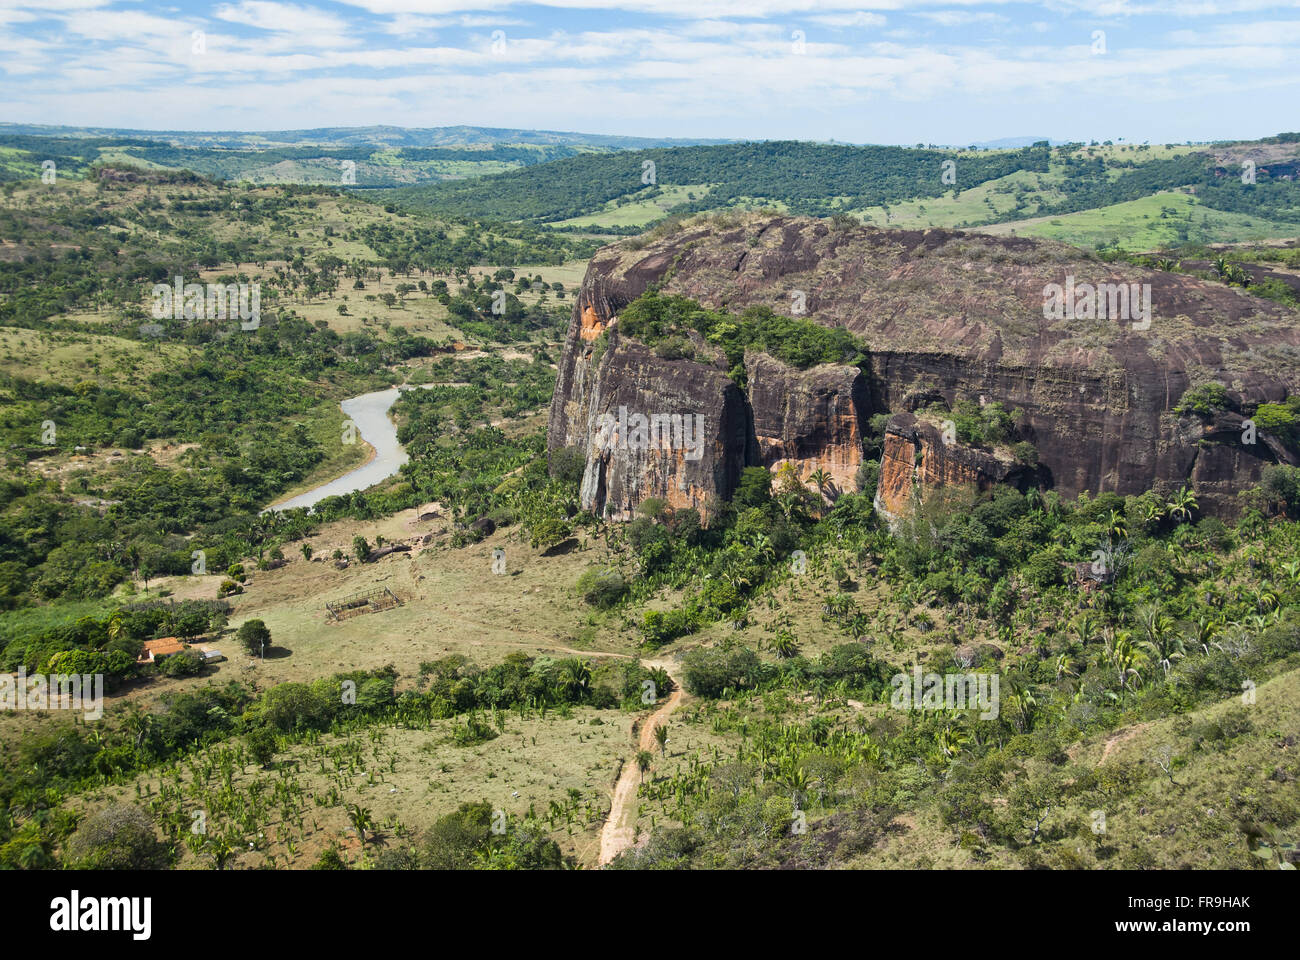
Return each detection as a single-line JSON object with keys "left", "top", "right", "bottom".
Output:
{"left": 807, "top": 12, "right": 888, "bottom": 28}
{"left": 215, "top": 1, "right": 351, "bottom": 34}
{"left": 1168, "top": 18, "right": 1300, "bottom": 43}
{"left": 916, "top": 11, "right": 1008, "bottom": 26}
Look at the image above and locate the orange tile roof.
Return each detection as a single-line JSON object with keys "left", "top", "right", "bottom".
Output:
{"left": 141, "top": 637, "right": 185, "bottom": 659}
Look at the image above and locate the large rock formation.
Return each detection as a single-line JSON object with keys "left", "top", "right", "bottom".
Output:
{"left": 548, "top": 214, "right": 1300, "bottom": 519}
{"left": 874, "top": 412, "right": 1034, "bottom": 522}
{"left": 572, "top": 334, "right": 755, "bottom": 520}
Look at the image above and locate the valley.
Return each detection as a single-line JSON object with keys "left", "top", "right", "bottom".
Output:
{"left": 1, "top": 129, "right": 1298, "bottom": 876}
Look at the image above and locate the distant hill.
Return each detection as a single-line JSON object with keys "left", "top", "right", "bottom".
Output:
{"left": 2, "top": 123, "right": 1296, "bottom": 249}
{"left": 389, "top": 136, "right": 1300, "bottom": 249}
{"left": 0, "top": 124, "right": 732, "bottom": 191}
{"left": 0, "top": 123, "right": 730, "bottom": 151}
{"left": 391, "top": 141, "right": 1056, "bottom": 223}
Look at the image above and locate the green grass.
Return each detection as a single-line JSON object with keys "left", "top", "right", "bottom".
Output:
{"left": 0, "top": 598, "right": 121, "bottom": 645}
{"left": 550, "top": 184, "right": 712, "bottom": 228}
{"left": 978, "top": 191, "right": 1300, "bottom": 251}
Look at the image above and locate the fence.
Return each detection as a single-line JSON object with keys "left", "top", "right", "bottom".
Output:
{"left": 325, "top": 587, "right": 402, "bottom": 621}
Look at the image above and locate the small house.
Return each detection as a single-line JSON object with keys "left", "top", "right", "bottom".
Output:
{"left": 137, "top": 637, "right": 185, "bottom": 664}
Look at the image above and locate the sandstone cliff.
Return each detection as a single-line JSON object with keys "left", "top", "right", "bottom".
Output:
{"left": 874, "top": 412, "right": 1034, "bottom": 522}
{"left": 548, "top": 214, "right": 1300, "bottom": 518}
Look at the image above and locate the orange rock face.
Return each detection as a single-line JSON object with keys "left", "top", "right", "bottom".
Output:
{"left": 875, "top": 431, "right": 919, "bottom": 518}
{"left": 745, "top": 353, "right": 868, "bottom": 497}
{"left": 579, "top": 303, "right": 605, "bottom": 341}
{"left": 874, "top": 412, "right": 1031, "bottom": 521}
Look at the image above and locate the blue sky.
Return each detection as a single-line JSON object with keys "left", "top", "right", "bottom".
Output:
{"left": 2, "top": 1, "right": 1299, "bottom": 144}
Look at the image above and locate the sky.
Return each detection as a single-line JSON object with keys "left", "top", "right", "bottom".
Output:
{"left": 2, "top": 1, "right": 1299, "bottom": 145}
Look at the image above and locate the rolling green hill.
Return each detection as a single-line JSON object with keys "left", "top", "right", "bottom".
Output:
{"left": 390, "top": 135, "right": 1300, "bottom": 248}
{"left": 392, "top": 140, "right": 1056, "bottom": 223}
{"left": 0, "top": 124, "right": 731, "bottom": 190}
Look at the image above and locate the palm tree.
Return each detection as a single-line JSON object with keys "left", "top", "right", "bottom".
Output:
{"left": 936, "top": 722, "right": 968, "bottom": 759}
{"left": 646, "top": 667, "right": 672, "bottom": 700}
{"left": 1071, "top": 613, "right": 1099, "bottom": 647}
{"left": 1139, "top": 499, "right": 1166, "bottom": 530}
{"left": 1101, "top": 630, "right": 1146, "bottom": 694}
{"left": 554, "top": 658, "right": 592, "bottom": 700}
{"left": 1167, "top": 487, "right": 1198, "bottom": 524}
{"left": 1003, "top": 670, "right": 1040, "bottom": 732}
{"left": 1135, "top": 607, "right": 1184, "bottom": 676}
{"left": 653, "top": 724, "right": 669, "bottom": 757}
{"left": 771, "top": 629, "right": 800, "bottom": 659}
{"left": 1055, "top": 649, "right": 1081, "bottom": 681}
{"left": 1253, "top": 583, "right": 1280, "bottom": 614}
{"left": 122, "top": 703, "right": 153, "bottom": 751}
{"left": 1025, "top": 487, "right": 1043, "bottom": 512}
{"left": 635, "top": 750, "right": 654, "bottom": 783}
{"left": 1106, "top": 509, "right": 1128, "bottom": 541}
{"left": 822, "top": 592, "right": 854, "bottom": 622}
{"left": 807, "top": 468, "right": 833, "bottom": 499}
{"left": 346, "top": 804, "right": 375, "bottom": 846}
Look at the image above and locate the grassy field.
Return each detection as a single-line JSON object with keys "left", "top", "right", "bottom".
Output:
{"left": 977, "top": 191, "right": 1300, "bottom": 251}
{"left": 0, "top": 326, "right": 192, "bottom": 387}
{"left": 71, "top": 702, "right": 630, "bottom": 868}
{"left": 551, "top": 184, "right": 711, "bottom": 228}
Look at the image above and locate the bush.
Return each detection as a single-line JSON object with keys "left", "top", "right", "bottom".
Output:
{"left": 575, "top": 567, "right": 629, "bottom": 609}
{"left": 548, "top": 446, "right": 586, "bottom": 483}
{"left": 1174, "top": 382, "right": 1230, "bottom": 416}
{"left": 256, "top": 681, "right": 335, "bottom": 732}
{"left": 642, "top": 608, "right": 699, "bottom": 647}
{"left": 682, "top": 646, "right": 762, "bottom": 697}
{"left": 352, "top": 536, "right": 372, "bottom": 561}
{"left": 1013, "top": 441, "right": 1039, "bottom": 466}
{"left": 244, "top": 726, "right": 277, "bottom": 767}
{"left": 160, "top": 647, "right": 204, "bottom": 677}
{"left": 65, "top": 804, "right": 170, "bottom": 870}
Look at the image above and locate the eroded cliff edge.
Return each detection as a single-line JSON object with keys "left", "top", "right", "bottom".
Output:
{"left": 548, "top": 214, "right": 1300, "bottom": 519}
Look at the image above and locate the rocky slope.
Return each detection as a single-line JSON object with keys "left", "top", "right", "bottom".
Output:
{"left": 548, "top": 213, "right": 1300, "bottom": 519}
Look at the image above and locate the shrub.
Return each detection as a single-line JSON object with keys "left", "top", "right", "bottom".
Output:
{"left": 1175, "top": 382, "right": 1230, "bottom": 416}
{"left": 244, "top": 726, "right": 277, "bottom": 767}
{"left": 160, "top": 647, "right": 204, "bottom": 677}
{"left": 641, "top": 607, "right": 698, "bottom": 647}
{"left": 65, "top": 804, "right": 170, "bottom": 870}
{"left": 682, "top": 646, "right": 762, "bottom": 697}
{"left": 575, "top": 567, "right": 629, "bottom": 609}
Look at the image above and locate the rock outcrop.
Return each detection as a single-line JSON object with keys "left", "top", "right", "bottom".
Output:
{"left": 573, "top": 332, "right": 755, "bottom": 520}
{"left": 744, "top": 353, "right": 868, "bottom": 498}
{"left": 874, "top": 412, "right": 1034, "bottom": 522}
{"left": 548, "top": 214, "right": 1300, "bottom": 519}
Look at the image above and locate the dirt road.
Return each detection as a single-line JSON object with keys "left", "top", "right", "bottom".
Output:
{"left": 597, "top": 658, "right": 683, "bottom": 866}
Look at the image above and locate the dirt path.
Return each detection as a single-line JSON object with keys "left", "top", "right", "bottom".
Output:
{"left": 1098, "top": 721, "right": 1151, "bottom": 765}
{"left": 598, "top": 658, "right": 683, "bottom": 866}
